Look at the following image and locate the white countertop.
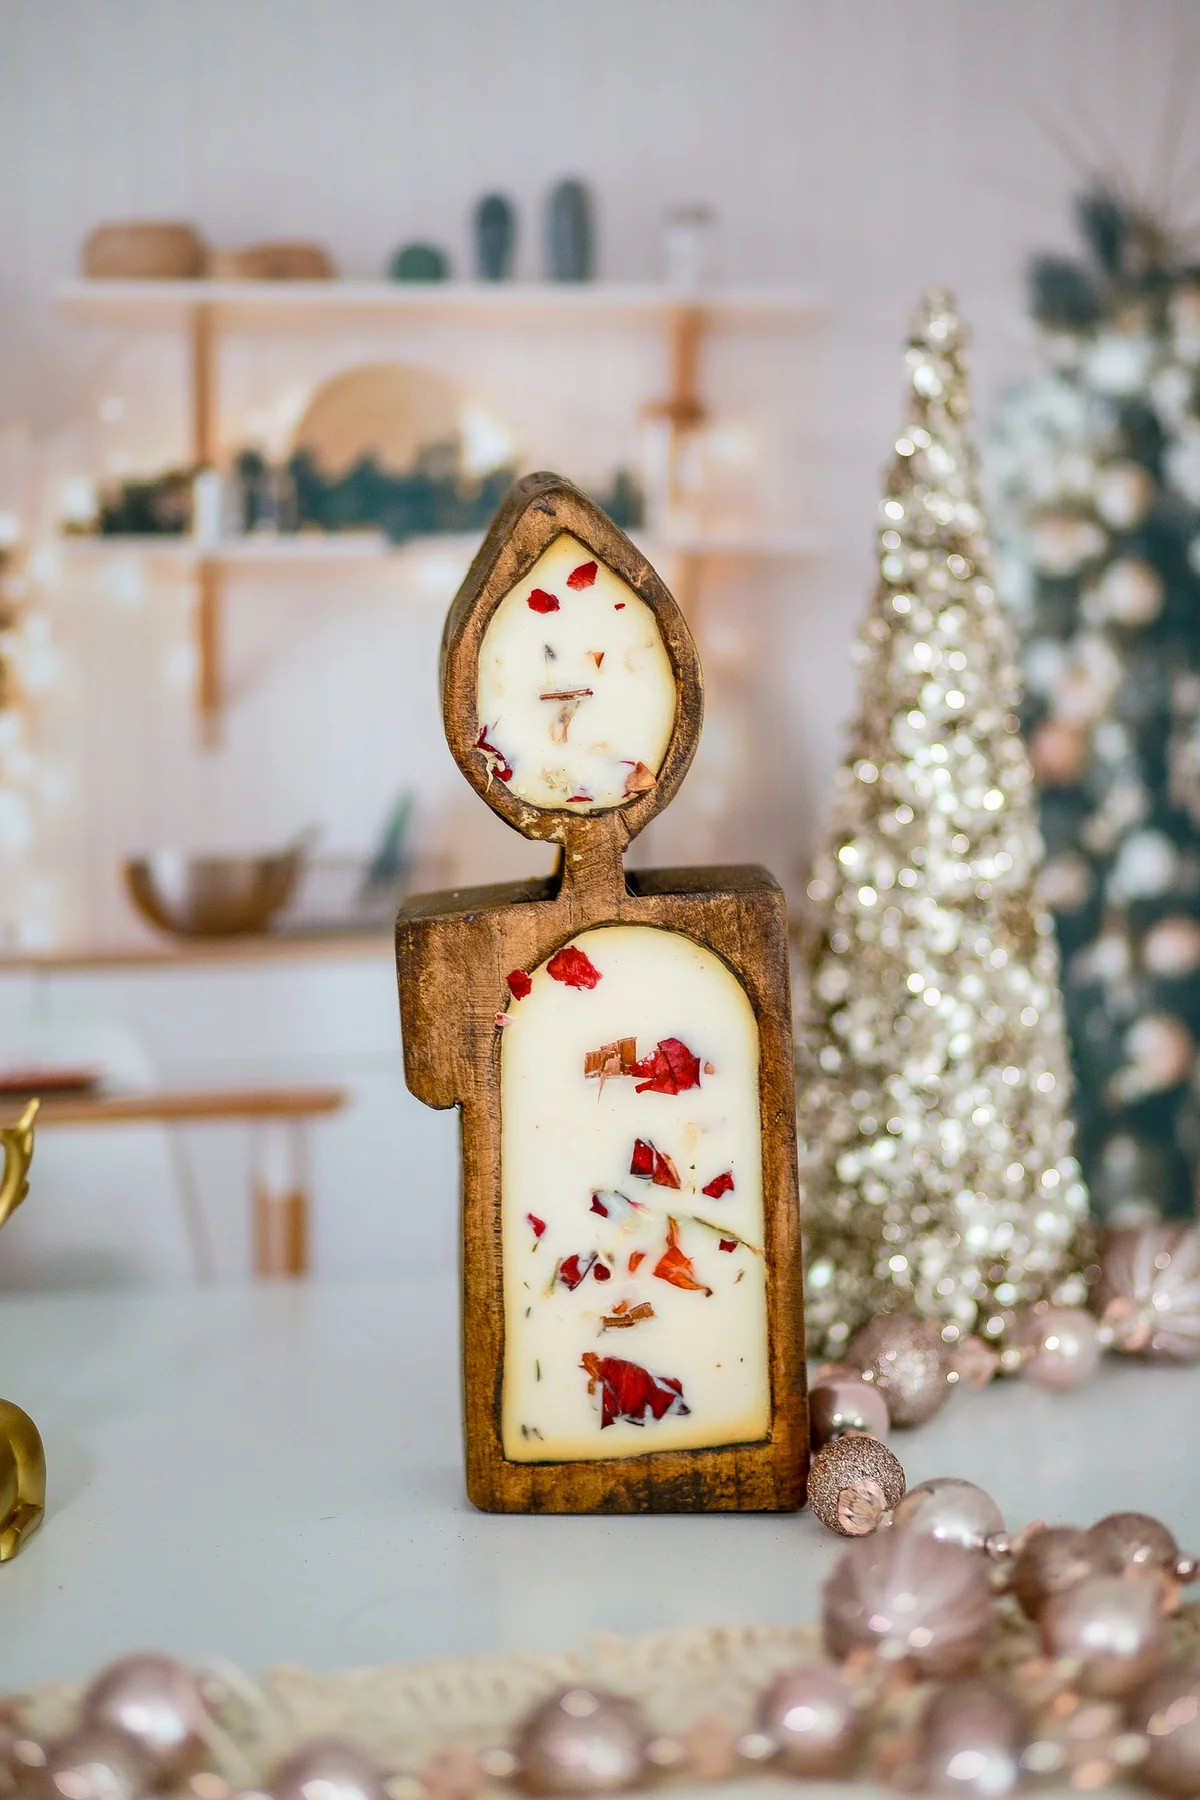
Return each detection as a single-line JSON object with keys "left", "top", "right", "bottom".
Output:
{"left": 1, "top": 1276, "right": 1198, "bottom": 1691}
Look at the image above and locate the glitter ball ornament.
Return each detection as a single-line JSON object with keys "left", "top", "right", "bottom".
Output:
{"left": 81, "top": 1654, "right": 213, "bottom": 1782}
{"left": 1093, "top": 1224, "right": 1200, "bottom": 1361}
{"left": 755, "top": 1664, "right": 866, "bottom": 1778}
{"left": 807, "top": 1433, "right": 906, "bottom": 1535}
{"left": 822, "top": 1530, "right": 994, "bottom": 1676}
{"left": 1039, "top": 1573, "right": 1166, "bottom": 1696}
{"left": 514, "top": 1689, "right": 650, "bottom": 1796}
{"left": 845, "top": 1315, "right": 950, "bottom": 1426}
{"left": 798, "top": 289, "right": 1090, "bottom": 1354}
{"left": 892, "top": 1477, "right": 1005, "bottom": 1552}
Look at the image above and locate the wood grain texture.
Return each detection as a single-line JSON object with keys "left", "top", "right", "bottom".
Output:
{"left": 397, "top": 474, "right": 807, "bottom": 1514}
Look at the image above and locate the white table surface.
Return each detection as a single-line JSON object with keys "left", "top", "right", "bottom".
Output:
{"left": 1, "top": 1276, "right": 1198, "bottom": 1693}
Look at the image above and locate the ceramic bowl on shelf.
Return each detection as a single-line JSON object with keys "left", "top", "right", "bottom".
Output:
{"left": 123, "top": 849, "right": 306, "bottom": 939}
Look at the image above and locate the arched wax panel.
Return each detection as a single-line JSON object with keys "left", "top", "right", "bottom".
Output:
{"left": 476, "top": 533, "right": 676, "bottom": 814}
{"left": 500, "top": 924, "right": 768, "bottom": 1462}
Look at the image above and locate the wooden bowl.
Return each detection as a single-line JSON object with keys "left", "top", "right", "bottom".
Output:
{"left": 124, "top": 851, "right": 304, "bottom": 938}
{"left": 83, "top": 222, "right": 207, "bottom": 279}
{"left": 207, "top": 241, "right": 334, "bottom": 280}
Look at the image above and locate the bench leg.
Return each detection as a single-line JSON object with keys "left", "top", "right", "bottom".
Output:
{"left": 251, "top": 1120, "right": 310, "bottom": 1279}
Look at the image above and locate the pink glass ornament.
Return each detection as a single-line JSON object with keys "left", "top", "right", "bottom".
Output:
{"left": 912, "top": 1678, "right": 1027, "bottom": 1797}
{"left": 845, "top": 1314, "right": 950, "bottom": 1427}
{"left": 1009, "top": 1526, "right": 1098, "bottom": 1620}
{"left": 269, "top": 1740, "right": 387, "bottom": 1800}
{"left": 32, "top": 1726, "right": 157, "bottom": 1800}
{"left": 822, "top": 1530, "right": 994, "bottom": 1677}
{"left": 1039, "top": 1573, "right": 1166, "bottom": 1696}
{"left": 1094, "top": 1224, "right": 1200, "bottom": 1362}
{"left": 1018, "top": 1306, "right": 1102, "bottom": 1389}
{"left": 755, "top": 1664, "right": 866, "bottom": 1778}
{"left": 514, "top": 1689, "right": 650, "bottom": 1796}
{"left": 1085, "top": 1511, "right": 1179, "bottom": 1578}
{"left": 892, "top": 1478, "right": 1004, "bottom": 1553}
{"left": 1128, "top": 1665, "right": 1200, "bottom": 1797}
{"left": 82, "top": 1655, "right": 213, "bottom": 1782}
{"left": 808, "top": 1374, "right": 889, "bottom": 1448}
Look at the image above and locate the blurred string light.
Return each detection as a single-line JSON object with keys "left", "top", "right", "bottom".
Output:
{"left": 0, "top": 497, "right": 64, "bottom": 949}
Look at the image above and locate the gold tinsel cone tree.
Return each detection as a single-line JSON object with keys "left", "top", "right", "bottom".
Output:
{"left": 798, "top": 289, "right": 1092, "bottom": 1357}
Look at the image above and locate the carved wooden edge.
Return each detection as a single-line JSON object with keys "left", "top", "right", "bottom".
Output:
{"left": 395, "top": 874, "right": 808, "bottom": 1514}
{"left": 439, "top": 471, "right": 704, "bottom": 854}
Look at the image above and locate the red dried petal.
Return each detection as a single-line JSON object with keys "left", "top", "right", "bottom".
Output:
{"left": 475, "top": 727, "right": 513, "bottom": 782}
{"left": 701, "top": 1171, "right": 735, "bottom": 1200}
{"left": 566, "top": 561, "right": 598, "bottom": 590}
{"left": 628, "top": 1250, "right": 645, "bottom": 1273}
{"left": 507, "top": 969, "right": 533, "bottom": 1001}
{"left": 527, "top": 1213, "right": 546, "bottom": 1239}
{"left": 565, "top": 791, "right": 593, "bottom": 803}
{"left": 593, "top": 1261, "right": 611, "bottom": 1283}
{"left": 527, "top": 588, "right": 560, "bottom": 613}
{"left": 629, "top": 1138, "right": 680, "bottom": 1188}
{"left": 653, "top": 1217, "right": 712, "bottom": 1295}
{"left": 718, "top": 1239, "right": 737, "bottom": 1253}
{"left": 589, "top": 651, "right": 605, "bottom": 669}
{"left": 631, "top": 1037, "right": 701, "bottom": 1096}
{"left": 547, "top": 945, "right": 602, "bottom": 989}
{"left": 590, "top": 1195, "right": 608, "bottom": 1218}
{"left": 579, "top": 1352, "right": 689, "bottom": 1428}
{"left": 560, "top": 1252, "right": 599, "bottom": 1290}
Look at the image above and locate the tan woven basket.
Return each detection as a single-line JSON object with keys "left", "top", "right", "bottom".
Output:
{"left": 82, "top": 221, "right": 207, "bottom": 279}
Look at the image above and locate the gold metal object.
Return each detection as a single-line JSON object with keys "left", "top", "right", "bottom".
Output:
{"left": 0, "top": 1098, "right": 46, "bottom": 1559}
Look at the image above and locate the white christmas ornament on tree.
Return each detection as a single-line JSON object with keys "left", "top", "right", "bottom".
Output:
{"left": 798, "top": 289, "right": 1092, "bottom": 1356}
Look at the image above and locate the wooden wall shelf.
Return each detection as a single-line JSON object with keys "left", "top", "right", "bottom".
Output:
{"left": 56, "top": 278, "right": 824, "bottom": 745}
{"left": 56, "top": 279, "right": 824, "bottom": 329}
{"left": 0, "top": 930, "right": 394, "bottom": 976}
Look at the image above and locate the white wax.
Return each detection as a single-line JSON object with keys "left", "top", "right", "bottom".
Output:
{"left": 500, "top": 924, "right": 769, "bottom": 1462}
{"left": 476, "top": 533, "right": 676, "bottom": 812}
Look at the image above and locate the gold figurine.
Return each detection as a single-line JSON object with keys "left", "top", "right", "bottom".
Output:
{"left": 0, "top": 1100, "right": 45, "bottom": 1560}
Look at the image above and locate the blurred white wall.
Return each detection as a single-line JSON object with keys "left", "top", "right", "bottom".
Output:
{"left": 0, "top": 0, "right": 1195, "bottom": 1284}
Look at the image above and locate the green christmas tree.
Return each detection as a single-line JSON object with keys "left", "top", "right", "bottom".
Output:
{"left": 990, "top": 191, "right": 1200, "bottom": 1224}
{"left": 798, "top": 289, "right": 1091, "bottom": 1357}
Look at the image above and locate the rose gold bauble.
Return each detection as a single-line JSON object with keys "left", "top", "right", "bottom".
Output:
{"left": 1018, "top": 1306, "right": 1102, "bottom": 1389}
{"left": 1128, "top": 1665, "right": 1200, "bottom": 1797}
{"left": 806, "top": 1434, "right": 906, "bottom": 1536}
{"left": 82, "top": 1655, "right": 213, "bottom": 1781}
{"left": 844, "top": 1315, "right": 950, "bottom": 1427}
{"left": 26, "top": 1726, "right": 157, "bottom": 1800}
{"left": 892, "top": 1478, "right": 1004, "bottom": 1553}
{"left": 269, "top": 1739, "right": 387, "bottom": 1800}
{"left": 822, "top": 1531, "right": 994, "bottom": 1677}
{"left": 755, "top": 1664, "right": 865, "bottom": 1778}
{"left": 514, "top": 1689, "right": 650, "bottom": 1796}
{"left": 912, "top": 1678, "right": 1027, "bottom": 1797}
{"left": 1085, "top": 1511, "right": 1179, "bottom": 1578}
{"left": 808, "top": 1374, "right": 889, "bottom": 1448}
{"left": 1009, "top": 1526, "right": 1097, "bottom": 1620}
{"left": 1039, "top": 1573, "right": 1166, "bottom": 1697}
{"left": 1094, "top": 1225, "right": 1200, "bottom": 1362}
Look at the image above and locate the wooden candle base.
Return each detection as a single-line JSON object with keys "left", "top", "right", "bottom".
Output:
{"left": 396, "top": 474, "right": 807, "bottom": 1514}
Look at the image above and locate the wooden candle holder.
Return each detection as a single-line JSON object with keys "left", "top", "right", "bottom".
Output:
{"left": 396, "top": 473, "right": 807, "bottom": 1513}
